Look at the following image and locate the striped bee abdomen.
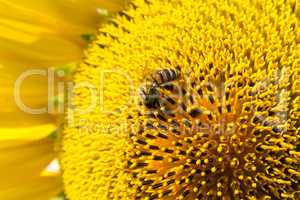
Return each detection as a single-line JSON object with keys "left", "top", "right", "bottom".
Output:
{"left": 150, "top": 68, "right": 180, "bottom": 86}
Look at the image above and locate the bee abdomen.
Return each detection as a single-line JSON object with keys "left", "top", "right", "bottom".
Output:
{"left": 151, "top": 68, "right": 180, "bottom": 85}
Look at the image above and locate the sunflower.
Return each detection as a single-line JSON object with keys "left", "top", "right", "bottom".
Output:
{"left": 3, "top": 0, "right": 300, "bottom": 199}
{"left": 0, "top": 0, "right": 125, "bottom": 199}
{"left": 61, "top": 0, "right": 299, "bottom": 199}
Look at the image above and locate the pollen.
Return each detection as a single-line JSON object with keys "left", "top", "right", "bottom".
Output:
{"left": 61, "top": 0, "right": 300, "bottom": 200}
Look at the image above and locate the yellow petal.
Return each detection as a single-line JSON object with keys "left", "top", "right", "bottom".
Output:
{"left": 0, "top": 62, "right": 55, "bottom": 128}
{"left": 0, "top": 177, "right": 61, "bottom": 200}
{"left": 0, "top": 0, "right": 127, "bottom": 128}
{"left": 0, "top": 0, "right": 127, "bottom": 67}
{"left": 0, "top": 124, "right": 56, "bottom": 140}
{"left": 0, "top": 136, "right": 61, "bottom": 199}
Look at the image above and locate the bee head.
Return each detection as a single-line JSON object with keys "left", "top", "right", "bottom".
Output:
{"left": 138, "top": 82, "right": 161, "bottom": 109}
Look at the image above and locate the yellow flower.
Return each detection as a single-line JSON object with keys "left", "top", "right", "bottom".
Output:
{"left": 61, "top": 0, "right": 300, "bottom": 199}
{"left": 0, "top": 0, "right": 125, "bottom": 199}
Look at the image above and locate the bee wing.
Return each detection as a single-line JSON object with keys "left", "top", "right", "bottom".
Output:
{"left": 139, "top": 86, "right": 147, "bottom": 100}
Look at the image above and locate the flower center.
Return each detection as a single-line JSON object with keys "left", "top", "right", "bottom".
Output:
{"left": 127, "top": 64, "right": 298, "bottom": 199}
{"left": 61, "top": 0, "right": 300, "bottom": 199}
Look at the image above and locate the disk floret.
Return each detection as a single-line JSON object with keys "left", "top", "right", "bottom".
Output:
{"left": 128, "top": 64, "right": 299, "bottom": 199}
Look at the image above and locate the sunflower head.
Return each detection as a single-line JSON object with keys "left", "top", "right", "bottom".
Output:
{"left": 61, "top": 0, "right": 300, "bottom": 199}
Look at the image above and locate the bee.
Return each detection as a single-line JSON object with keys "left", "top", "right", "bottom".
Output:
{"left": 139, "top": 68, "right": 181, "bottom": 109}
